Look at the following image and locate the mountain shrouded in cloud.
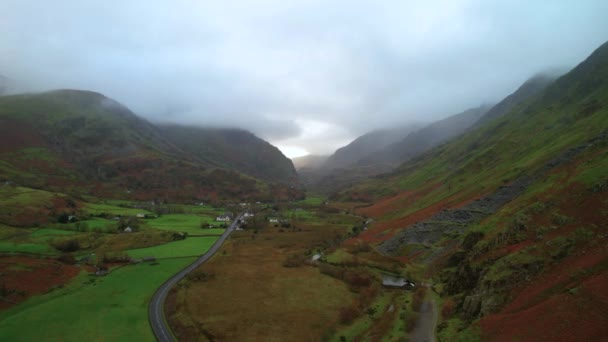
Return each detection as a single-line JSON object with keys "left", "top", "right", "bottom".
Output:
{"left": 1, "top": 0, "right": 607, "bottom": 156}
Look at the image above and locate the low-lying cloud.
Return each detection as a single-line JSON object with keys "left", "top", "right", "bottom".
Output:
{"left": 1, "top": 0, "right": 607, "bottom": 156}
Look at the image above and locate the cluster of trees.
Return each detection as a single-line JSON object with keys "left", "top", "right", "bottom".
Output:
{"left": 53, "top": 238, "right": 80, "bottom": 253}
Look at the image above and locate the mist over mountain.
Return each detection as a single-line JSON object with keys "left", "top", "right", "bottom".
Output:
{"left": 310, "top": 105, "right": 489, "bottom": 192}
{"left": 308, "top": 70, "right": 569, "bottom": 194}
{"left": 359, "top": 105, "right": 492, "bottom": 166}
{"left": 158, "top": 125, "right": 298, "bottom": 183}
{"left": 473, "top": 73, "right": 559, "bottom": 127}
{"left": 0, "top": 75, "right": 10, "bottom": 95}
{"left": 292, "top": 154, "right": 328, "bottom": 171}
{"left": 0, "top": 89, "right": 302, "bottom": 201}
{"left": 2, "top": 2, "right": 607, "bottom": 155}
{"left": 335, "top": 40, "right": 608, "bottom": 340}
{"left": 322, "top": 124, "right": 424, "bottom": 171}
{"left": 0, "top": 2, "right": 607, "bottom": 341}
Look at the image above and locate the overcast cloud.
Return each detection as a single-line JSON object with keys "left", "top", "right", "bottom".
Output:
{"left": 1, "top": 0, "right": 607, "bottom": 157}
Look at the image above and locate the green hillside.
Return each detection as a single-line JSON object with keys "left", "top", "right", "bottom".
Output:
{"left": 159, "top": 124, "right": 298, "bottom": 184}
{"left": 0, "top": 89, "right": 301, "bottom": 202}
{"left": 338, "top": 41, "right": 608, "bottom": 340}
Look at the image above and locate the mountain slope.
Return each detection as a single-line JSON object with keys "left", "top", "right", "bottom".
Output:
{"left": 338, "top": 41, "right": 608, "bottom": 340}
{"left": 322, "top": 125, "right": 421, "bottom": 171}
{"left": 473, "top": 73, "right": 557, "bottom": 126}
{"left": 159, "top": 125, "right": 298, "bottom": 183}
{"left": 359, "top": 105, "right": 491, "bottom": 166}
{"left": 312, "top": 107, "right": 488, "bottom": 193}
{"left": 0, "top": 89, "right": 301, "bottom": 201}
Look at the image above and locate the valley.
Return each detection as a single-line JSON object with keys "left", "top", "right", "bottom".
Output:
{"left": 1, "top": 4, "right": 607, "bottom": 341}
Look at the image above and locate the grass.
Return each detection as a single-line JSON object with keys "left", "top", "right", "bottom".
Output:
{"left": 167, "top": 221, "right": 355, "bottom": 341}
{"left": 332, "top": 292, "right": 396, "bottom": 341}
{"left": 83, "top": 202, "right": 151, "bottom": 217}
{"left": 145, "top": 214, "right": 222, "bottom": 235}
{"left": 30, "top": 228, "right": 78, "bottom": 238}
{"left": 325, "top": 248, "right": 355, "bottom": 264}
{"left": 575, "top": 149, "right": 608, "bottom": 186}
{"left": 437, "top": 318, "right": 481, "bottom": 342}
{"left": 0, "top": 258, "right": 196, "bottom": 342}
{"left": 127, "top": 236, "right": 218, "bottom": 259}
{"left": 0, "top": 241, "right": 56, "bottom": 255}
{"left": 297, "top": 195, "right": 325, "bottom": 206}
{"left": 0, "top": 186, "right": 58, "bottom": 211}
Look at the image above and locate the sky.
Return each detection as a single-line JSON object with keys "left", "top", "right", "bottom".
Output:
{"left": 1, "top": 1, "right": 607, "bottom": 158}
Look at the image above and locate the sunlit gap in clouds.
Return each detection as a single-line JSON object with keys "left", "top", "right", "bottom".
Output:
{"left": 276, "top": 145, "right": 309, "bottom": 159}
{"left": 272, "top": 118, "right": 353, "bottom": 158}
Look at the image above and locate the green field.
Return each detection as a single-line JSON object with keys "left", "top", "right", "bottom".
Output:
{"left": 145, "top": 214, "right": 223, "bottom": 235}
{"left": 0, "top": 227, "right": 79, "bottom": 254}
{"left": 83, "top": 202, "right": 152, "bottom": 216}
{"left": 0, "top": 257, "right": 196, "bottom": 341}
{"left": 0, "top": 241, "right": 56, "bottom": 255}
{"left": 30, "top": 228, "right": 78, "bottom": 239}
{"left": 127, "top": 236, "right": 219, "bottom": 259}
{"left": 297, "top": 195, "right": 325, "bottom": 206}
{"left": 0, "top": 186, "right": 57, "bottom": 206}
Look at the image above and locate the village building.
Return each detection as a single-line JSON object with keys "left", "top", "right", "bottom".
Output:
{"left": 216, "top": 212, "right": 234, "bottom": 222}
{"left": 381, "top": 274, "right": 415, "bottom": 289}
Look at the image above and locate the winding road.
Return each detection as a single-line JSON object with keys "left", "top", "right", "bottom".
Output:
{"left": 410, "top": 290, "right": 438, "bottom": 342}
{"left": 148, "top": 213, "right": 242, "bottom": 342}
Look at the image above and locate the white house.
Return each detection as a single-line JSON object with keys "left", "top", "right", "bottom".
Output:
{"left": 136, "top": 213, "right": 145, "bottom": 218}
{"left": 268, "top": 218, "right": 279, "bottom": 223}
{"left": 123, "top": 227, "right": 133, "bottom": 233}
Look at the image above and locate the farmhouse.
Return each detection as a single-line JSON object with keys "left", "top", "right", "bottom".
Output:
{"left": 268, "top": 217, "right": 279, "bottom": 223}
{"left": 136, "top": 213, "right": 145, "bottom": 218}
{"left": 123, "top": 227, "right": 133, "bottom": 233}
{"left": 216, "top": 212, "right": 233, "bottom": 222}
{"left": 381, "top": 274, "right": 415, "bottom": 289}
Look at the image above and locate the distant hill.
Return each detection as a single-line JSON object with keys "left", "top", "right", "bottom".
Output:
{"left": 311, "top": 107, "right": 489, "bottom": 192}
{"left": 0, "top": 89, "right": 302, "bottom": 201}
{"left": 337, "top": 40, "right": 608, "bottom": 340}
{"left": 0, "top": 75, "right": 9, "bottom": 95}
{"left": 359, "top": 105, "right": 491, "bottom": 166}
{"left": 473, "top": 73, "right": 557, "bottom": 126}
{"left": 322, "top": 124, "right": 423, "bottom": 171}
{"left": 158, "top": 124, "right": 298, "bottom": 183}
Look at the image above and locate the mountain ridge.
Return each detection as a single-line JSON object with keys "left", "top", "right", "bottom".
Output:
{"left": 0, "top": 89, "right": 302, "bottom": 201}
{"left": 337, "top": 39, "right": 608, "bottom": 340}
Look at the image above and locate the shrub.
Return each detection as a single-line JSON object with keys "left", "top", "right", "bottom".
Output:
{"left": 349, "top": 241, "right": 371, "bottom": 254}
{"left": 405, "top": 313, "right": 419, "bottom": 332}
{"left": 318, "top": 263, "right": 345, "bottom": 280}
{"left": 53, "top": 239, "right": 80, "bottom": 252}
{"left": 57, "top": 253, "right": 76, "bottom": 265}
{"left": 441, "top": 298, "right": 456, "bottom": 319}
{"left": 187, "top": 270, "right": 216, "bottom": 282}
{"left": 339, "top": 306, "right": 360, "bottom": 324}
{"left": 101, "top": 252, "right": 131, "bottom": 263}
{"left": 462, "top": 231, "right": 484, "bottom": 250}
{"left": 344, "top": 270, "right": 373, "bottom": 289}
{"left": 282, "top": 254, "right": 306, "bottom": 268}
